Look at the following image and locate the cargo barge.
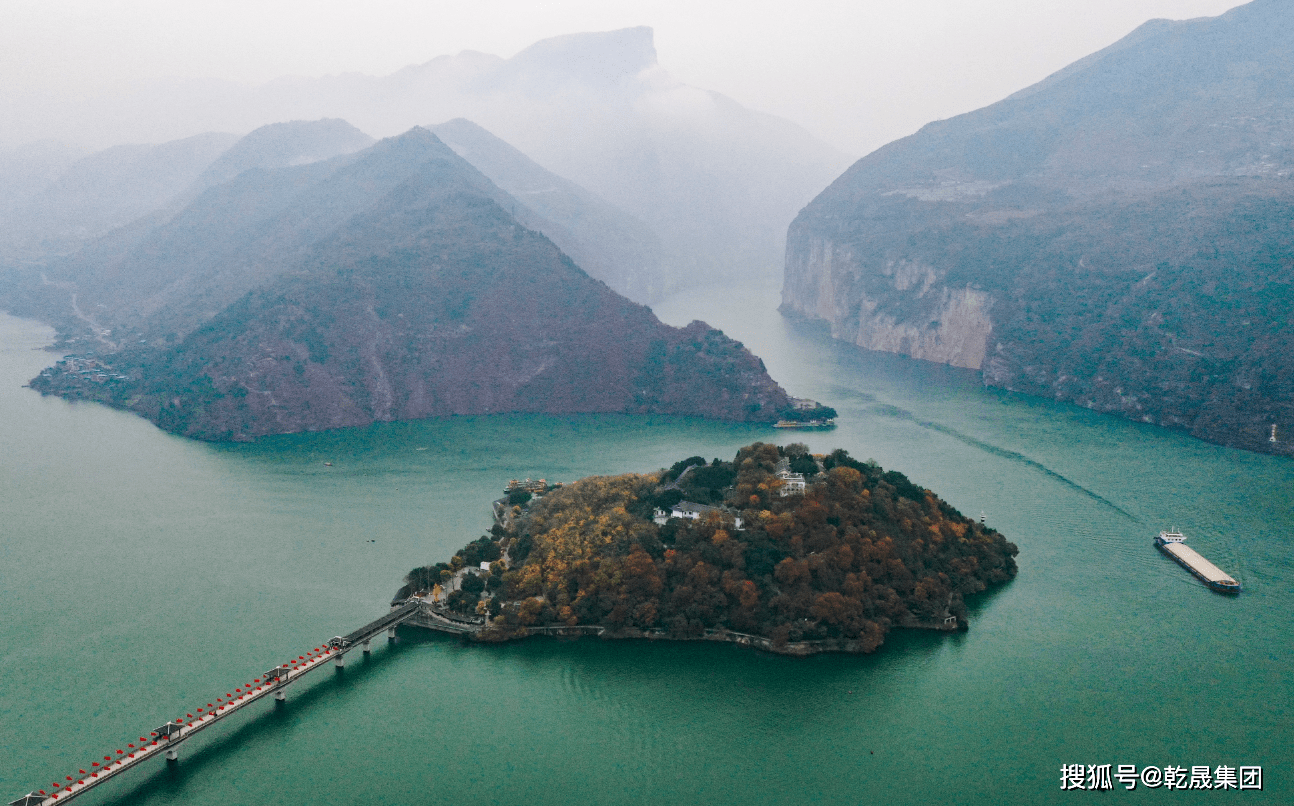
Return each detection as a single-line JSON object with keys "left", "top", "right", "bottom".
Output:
{"left": 1154, "top": 531, "right": 1241, "bottom": 593}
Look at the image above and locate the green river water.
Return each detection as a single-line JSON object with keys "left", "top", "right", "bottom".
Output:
{"left": 1, "top": 285, "right": 1290, "bottom": 805}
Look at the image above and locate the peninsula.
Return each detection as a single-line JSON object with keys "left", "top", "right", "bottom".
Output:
{"left": 399, "top": 443, "right": 1017, "bottom": 655}
{"left": 26, "top": 128, "right": 798, "bottom": 439}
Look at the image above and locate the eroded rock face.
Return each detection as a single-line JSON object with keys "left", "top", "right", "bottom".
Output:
{"left": 784, "top": 239, "right": 992, "bottom": 369}
{"left": 850, "top": 285, "right": 993, "bottom": 371}
{"left": 782, "top": 0, "right": 1294, "bottom": 456}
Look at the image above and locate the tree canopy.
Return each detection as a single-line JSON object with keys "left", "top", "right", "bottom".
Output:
{"left": 420, "top": 443, "right": 1017, "bottom": 653}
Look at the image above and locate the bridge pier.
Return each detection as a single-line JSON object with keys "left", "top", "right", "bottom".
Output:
{"left": 334, "top": 652, "right": 346, "bottom": 668}
{"left": 11, "top": 602, "right": 425, "bottom": 805}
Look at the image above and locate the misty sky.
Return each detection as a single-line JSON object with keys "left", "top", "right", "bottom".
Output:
{"left": 3, "top": 0, "right": 1245, "bottom": 155}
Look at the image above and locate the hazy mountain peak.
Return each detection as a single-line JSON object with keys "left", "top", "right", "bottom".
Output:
{"left": 1008, "top": 0, "right": 1294, "bottom": 105}
{"left": 508, "top": 27, "right": 657, "bottom": 83}
{"left": 1, "top": 131, "right": 237, "bottom": 258}
{"left": 432, "top": 117, "right": 491, "bottom": 142}
{"left": 195, "top": 118, "right": 373, "bottom": 189}
{"left": 4, "top": 25, "right": 847, "bottom": 298}
{"left": 428, "top": 119, "right": 520, "bottom": 175}
{"left": 405, "top": 49, "right": 505, "bottom": 78}
{"left": 364, "top": 125, "right": 463, "bottom": 165}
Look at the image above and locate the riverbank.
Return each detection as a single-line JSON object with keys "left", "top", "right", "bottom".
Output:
{"left": 402, "top": 597, "right": 963, "bottom": 656}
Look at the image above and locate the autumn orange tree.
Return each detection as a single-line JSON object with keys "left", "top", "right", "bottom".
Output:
{"left": 444, "top": 444, "right": 1016, "bottom": 653}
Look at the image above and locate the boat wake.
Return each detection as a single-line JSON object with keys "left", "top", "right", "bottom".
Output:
{"left": 863, "top": 400, "right": 1138, "bottom": 522}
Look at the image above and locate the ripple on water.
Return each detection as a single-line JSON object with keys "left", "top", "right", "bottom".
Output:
{"left": 3, "top": 296, "right": 1292, "bottom": 806}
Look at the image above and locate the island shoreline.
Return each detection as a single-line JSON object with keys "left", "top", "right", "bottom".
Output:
{"left": 402, "top": 598, "right": 970, "bottom": 657}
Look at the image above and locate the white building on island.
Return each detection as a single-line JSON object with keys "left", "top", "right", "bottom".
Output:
{"left": 661, "top": 500, "right": 744, "bottom": 530}
{"left": 776, "top": 470, "right": 806, "bottom": 497}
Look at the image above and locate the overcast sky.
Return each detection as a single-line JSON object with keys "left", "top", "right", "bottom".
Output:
{"left": 2, "top": 0, "right": 1246, "bottom": 155}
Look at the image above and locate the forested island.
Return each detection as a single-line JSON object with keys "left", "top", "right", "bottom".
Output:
{"left": 401, "top": 443, "right": 1017, "bottom": 655}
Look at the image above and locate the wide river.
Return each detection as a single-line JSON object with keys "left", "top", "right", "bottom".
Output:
{"left": 2, "top": 285, "right": 1289, "bottom": 805}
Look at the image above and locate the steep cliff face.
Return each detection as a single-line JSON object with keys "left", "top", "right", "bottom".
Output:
{"left": 783, "top": 0, "right": 1294, "bottom": 455}
{"left": 784, "top": 239, "right": 993, "bottom": 369}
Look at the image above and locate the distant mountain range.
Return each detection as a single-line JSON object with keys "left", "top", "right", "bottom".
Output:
{"left": 2, "top": 27, "right": 851, "bottom": 296}
{"left": 0, "top": 119, "right": 377, "bottom": 264}
{"left": 783, "top": 0, "right": 1294, "bottom": 456}
{"left": 25, "top": 117, "right": 675, "bottom": 339}
{"left": 0, "top": 140, "right": 89, "bottom": 220}
{"left": 27, "top": 128, "right": 795, "bottom": 440}
{"left": 188, "top": 118, "right": 375, "bottom": 195}
{"left": 0, "top": 132, "right": 238, "bottom": 258}
{"left": 1, "top": 115, "right": 664, "bottom": 307}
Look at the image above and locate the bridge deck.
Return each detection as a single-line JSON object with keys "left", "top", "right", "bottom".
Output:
{"left": 403, "top": 604, "right": 484, "bottom": 634}
{"left": 12, "top": 602, "right": 422, "bottom": 806}
{"left": 338, "top": 600, "right": 420, "bottom": 646}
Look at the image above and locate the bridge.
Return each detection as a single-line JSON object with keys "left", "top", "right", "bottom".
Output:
{"left": 10, "top": 600, "right": 427, "bottom": 806}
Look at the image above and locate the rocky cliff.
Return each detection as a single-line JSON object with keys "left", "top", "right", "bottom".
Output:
{"left": 783, "top": 0, "right": 1294, "bottom": 456}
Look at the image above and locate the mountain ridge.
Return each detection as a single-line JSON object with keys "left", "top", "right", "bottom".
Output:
{"left": 430, "top": 118, "right": 664, "bottom": 302}
{"left": 4, "top": 27, "right": 852, "bottom": 298}
{"left": 782, "top": 0, "right": 1294, "bottom": 456}
{"left": 30, "top": 127, "right": 797, "bottom": 440}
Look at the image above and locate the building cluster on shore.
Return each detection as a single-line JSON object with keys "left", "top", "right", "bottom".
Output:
{"left": 773, "top": 397, "right": 836, "bottom": 429}
{"left": 38, "top": 355, "right": 130, "bottom": 386}
{"left": 36, "top": 357, "right": 130, "bottom": 390}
